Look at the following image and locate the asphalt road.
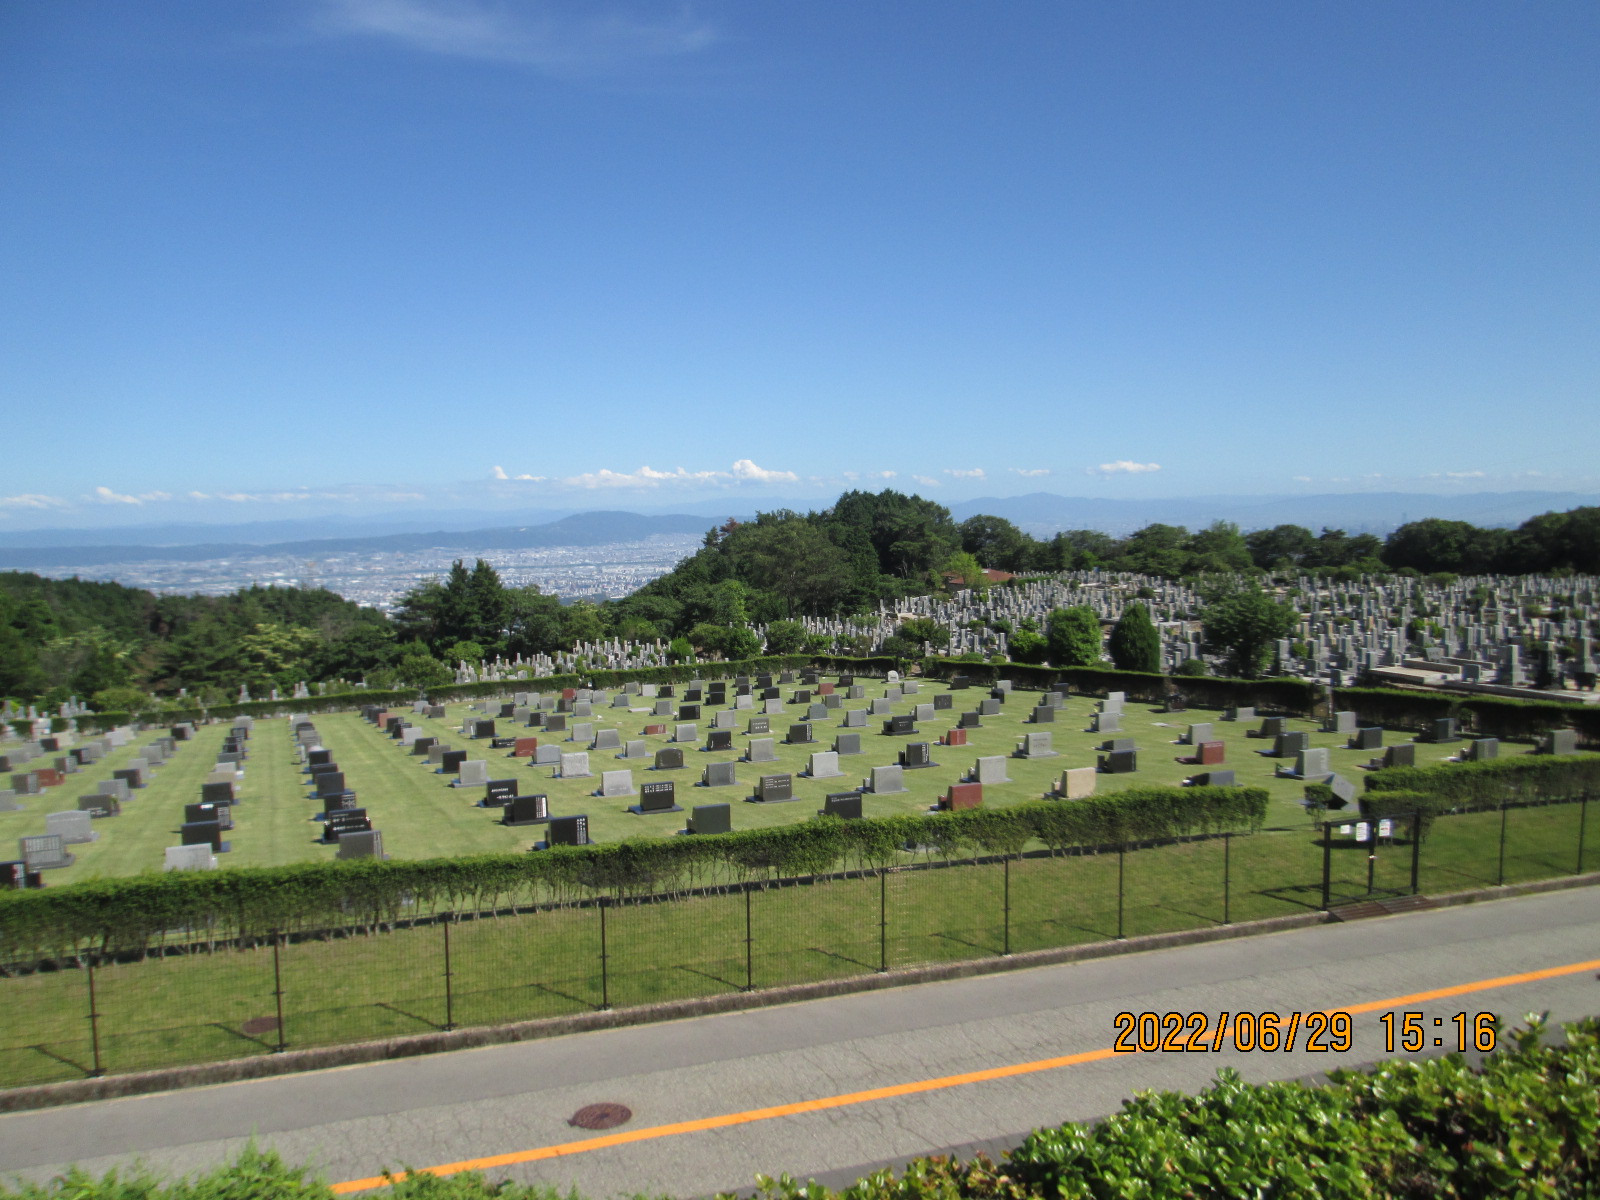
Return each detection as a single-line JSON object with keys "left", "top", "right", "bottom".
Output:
{"left": 2, "top": 886, "right": 1597, "bottom": 1198}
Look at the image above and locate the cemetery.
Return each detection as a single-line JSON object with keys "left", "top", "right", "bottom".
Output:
{"left": 1, "top": 651, "right": 1596, "bottom": 1088}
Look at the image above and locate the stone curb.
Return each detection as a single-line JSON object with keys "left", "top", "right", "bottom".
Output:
{"left": 3, "top": 871, "right": 1595, "bottom": 1113}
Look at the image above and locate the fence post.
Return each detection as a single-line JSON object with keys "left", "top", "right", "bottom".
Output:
{"left": 1497, "top": 803, "right": 1509, "bottom": 886}
{"left": 1578, "top": 795, "right": 1589, "bottom": 876}
{"left": 442, "top": 917, "right": 455, "bottom": 1031}
{"left": 1223, "top": 832, "right": 1231, "bottom": 925}
{"left": 1320, "top": 822, "right": 1332, "bottom": 911}
{"left": 878, "top": 870, "right": 888, "bottom": 973}
{"left": 1409, "top": 811, "right": 1422, "bottom": 895}
{"left": 272, "top": 933, "right": 287, "bottom": 1053}
{"left": 1116, "top": 844, "right": 1126, "bottom": 940}
{"left": 86, "top": 955, "right": 103, "bottom": 1078}
{"left": 743, "top": 883, "right": 754, "bottom": 992}
{"left": 1002, "top": 855, "right": 1011, "bottom": 956}
{"left": 599, "top": 897, "right": 611, "bottom": 1011}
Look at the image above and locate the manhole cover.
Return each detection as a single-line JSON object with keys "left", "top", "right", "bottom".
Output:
{"left": 241, "top": 1017, "right": 280, "bottom": 1035}
{"left": 568, "top": 1103, "right": 632, "bottom": 1130}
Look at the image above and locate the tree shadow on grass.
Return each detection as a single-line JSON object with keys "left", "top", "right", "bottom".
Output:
{"left": 375, "top": 1001, "right": 445, "bottom": 1032}
{"left": 675, "top": 962, "right": 744, "bottom": 991}
{"left": 806, "top": 945, "right": 877, "bottom": 972}
{"left": 23, "top": 1043, "right": 95, "bottom": 1079}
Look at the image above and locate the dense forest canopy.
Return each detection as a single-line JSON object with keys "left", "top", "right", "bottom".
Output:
{"left": 2, "top": 492, "right": 1596, "bottom": 705}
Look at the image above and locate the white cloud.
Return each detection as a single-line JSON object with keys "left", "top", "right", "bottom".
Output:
{"left": 944, "top": 468, "right": 986, "bottom": 480}
{"left": 561, "top": 465, "right": 724, "bottom": 490}
{"left": 1009, "top": 468, "right": 1051, "bottom": 478}
{"left": 1088, "top": 461, "right": 1161, "bottom": 476}
{"left": 91, "top": 486, "right": 171, "bottom": 506}
{"left": 1291, "top": 476, "right": 1312, "bottom": 483}
{"left": 872, "top": 470, "right": 897, "bottom": 479}
{"left": 730, "top": 458, "right": 799, "bottom": 484}
{"left": 490, "top": 465, "right": 509, "bottom": 480}
{"left": 911, "top": 474, "right": 940, "bottom": 487}
{"left": 514, "top": 473, "right": 546, "bottom": 482}
{"left": 0, "top": 493, "right": 69, "bottom": 510}
{"left": 315, "top": 0, "right": 716, "bottom": 72}
{"left": 1446, "top": 470, "right": 1486, "bottom": 479}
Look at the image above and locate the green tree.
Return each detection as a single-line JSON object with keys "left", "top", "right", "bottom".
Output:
{"left": 393, "top": 650, "right": 452, "bottom": 689}
{"left": 958, "top": 515, "right": 1033, "bottom": 572}
{"left": 899, "top": 616, "right": 951, "bottom": 650}
{"left": 1046, "top": 606, "right": 1103, "bottom": 666}
{"left": 1008, "top": 629, "right": 1048, "bottom": 664}
{"left": 1108, "top": 602, "right": 1161, "bottom": 673}
{"left": 763, "top": 619, "right": 809, "bottom": 654}
{"left": 1121, "top": 524, "right": 1190, "bottom": 577}
{"left": 1184, "top": 521, "right": 1254, "bottom": 574}
{"left": 1201, "top": 587, "right": 1298, "bottom": 678}
{"left": 943, "top": 551, "right": 989, "bottom": 595}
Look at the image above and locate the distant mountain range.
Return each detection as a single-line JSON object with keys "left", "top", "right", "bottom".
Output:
{"left": 0, "top": 511, "right": 719, "bottom": 571}
{"left": 1, "top": 491, "right": 1593, "bottom": 571}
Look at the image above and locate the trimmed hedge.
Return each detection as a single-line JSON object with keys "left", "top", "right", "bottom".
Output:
{"left": 0, "top": 788, "right": 1267, "bottom": 965}
{"left": 921, "top": 660, "right": 1322, "bottom": 716}
{"left": 1335, "top": 686, "right": 1600, "bottom": 746}
{"left": 1364, "top": 753, "right": 1600, "bottom": 807}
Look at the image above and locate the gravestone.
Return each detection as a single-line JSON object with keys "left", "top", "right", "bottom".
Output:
{"left": 20, "top": 834, "right": 71, "bottom": 871}
{"left": 914, "top": 703, "right": 935, "bottom": 723}
{"left": 571, "top": 722, "right": 595, "bottom": 744}
{"left": 820, "top": 792, "right": 862, "bottom": 819}
{"left": 734, "top": 694, "right": 754, "bottom": 710}
{"left": 1196, "top": 740, "right": 1226, "bottom": 765}
{"left": 653, "top": 747, "right": 686, "bottom": 771}
{"left": 679, "top": 704, "right": 701, "bottom": 721}
{"left": 1186, "top": 770, "right": 1235, "bottom": 787}
{"left": 412, "top": 737, "right": 437, "bottom": 756}
{"left": 1466, "top": 738, "right": 1499, "bottom": 761}
{"left": 933, "top": 694, "right": 953, "bottom": 711}
{"left": 1223, "top": 706, "right": 1255, "bottom": 722}
{"left": 337, "top": 830, "right": 387, "bottom": 860}
{"left": 77, "top": 793, "right": 118, "bottom": 817}
{"left": 807, "top": 750, "right": 844, "bottom": 778}
{"left": 545, "top": 715, "right": 568, "bottom": 733}
{"left": 979, "top": 699, "right": 1001, "bottom": 717}
{"left": 868, "top": 765, "right": 906, "bottom": 795}
{"left": 483, "top": 778, "right": 518, "bottom": 807}
{"left": 593, "top": 728, "right": 622, "bottom": 751}
{"left": 958, "top": 711, "right": 982, "bottom": 729}
{"left": 1383, "top": 743, "right": 1416, "bottom": 768}
{"left": 973, "top": 756, "right": 1011, "bottom": 785}
{"left": 539, "top": 815, "right": 591, "bottom": 849}
{"left": 600, "top": 769, "right": 635, "bottom": 797}
{"left": 674, "top": 723, "right": 698, "bottom": 744}
{"left": 833, "top": 733, "right": 862, "bottom": 756}
{"left": 457, "top": 760, "right": 489, "bottom": 787}
{"left": 883, "top": 714, "right": 916, "bottom": 736}
{"left": 201, "top": 781, "right": 235, "bottom": 804}
{"left": 787, "top": 723, "right": 815, "bottom": 745}
{"left": 1253, "top": 716, "right": 1287, "bottom": 739}
{"left": 164, "top": 844, "right": 216, "bottom": 870}
{"left": 621, "top": 739, "right": 649, "bottom": 759}
{"left": 46, "top": 810, "right": 97, "bottom": 844}
{"left": 1017, "top": 732, "right": 1057, "bottom": 759}
{"left": 702, "top": 761, "right": 738, "bottom": 788}
{"left": 644, "top": 724, "right": 667, "bottom": 736}
{"left": 842, "top": 709, "right": 867, "bottom": 728}
{"left": 1090, "top": 712, "right": 1120, "bottom": 733}
{"left": 1098, "top": 749, "right": 1137, "bottom": 774}
{"left": 942, "top": 727, "right": 969, "bottom": 746}
{"left": 899, "top": 741, "right": 936, "bottom": 769}
{"left": 534, "top": 744, "right": 561, "bottom": 765}
{"left": 746, "top": 738, "right": 777, "bottom": 763}
{"left": 1030, "top": 705, "right": 1054, "bottom": 724}
{"left": 1325, "top": 711, "right": 1358, "bottom": 735}
{"left": 764, "top": 699, "right": 786, "bottom": 716}
{"left": 713, "top": 709, "right": 737, "bottom": 729}
{"left": 440, "top": 751, "right": 467, "bottom": 775}
{"left": 942, "top": 782, "right": 982, "bottom": 811}
{"left": 1349, "top": 727, "right": 1383, "bottom": 751}
{"left": 869, "top": 698, "right": 892, "bottom": 716}
{"left": 1287, "top": 747, "right": 1332, "bottom": 780}
{"left": 313, "top": 771, "right": 348, "bottom": 797}
{"left": 746, "top": 716, "right": 769, "bottom": 735}
{"left": 1181, "top": 723, "right": 1214, "bottom": 746}
{"left": 1540, "top": 729, "right": 1578, "bottom": 755}
{"left": 559, "top": 752, "right": 592, "bottom": 779}
{"left": 502, "top": 794, "right": 550, "bottom": 826}
{"left": 707, "top": 729, "right": 735, "bottom": 752}
{"left": 181, "top": 821, "right": 229, "bottom": 852}
{"left": 1056, "top": 767, "right": 1096, "bottom": 799}
{"left": 1271, "top": 732, "right": 1310, "bottom": 758}
{"left": 633, "top": 780, "right": 679, "bottom": 814}
{"left": 687, "top": 803, "right": 731, "bottom": 834}
{"left": 754, "top": 774, "right": 794, "bottom": 803}
{"left": 808, "top": 703, "right": 830, "bottom": 721}
{"left": 1421, "top": 718, "right": 1460, "bottom": 744}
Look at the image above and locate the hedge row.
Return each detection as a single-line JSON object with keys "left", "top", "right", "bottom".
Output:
{"left": 1364, "top": 752, "right": 1600, "bottom": 806}
{"left": 0, "top": 788, "right": 1267, "bottom": 964}
{"left": 1334, "top": 686, "right": 1600, "bottom": 745}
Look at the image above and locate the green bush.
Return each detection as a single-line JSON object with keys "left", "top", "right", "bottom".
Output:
{"left": 1365, "top": 753, "right": 1600, "bottom": 807}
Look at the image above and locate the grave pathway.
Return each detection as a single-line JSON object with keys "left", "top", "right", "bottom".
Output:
{"left": 1, "top": 886, "right": 1596, "bottom": 1196}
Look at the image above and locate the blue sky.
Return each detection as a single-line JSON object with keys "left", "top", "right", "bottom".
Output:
{"left": 2, "top": 0, "right": 1596, "bottom": 529}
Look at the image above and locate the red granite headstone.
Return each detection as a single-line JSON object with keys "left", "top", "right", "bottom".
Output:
{"left": 644, "top": 724, "right": 667, "bottom": 736}
{"left": 942, "top": 727, "right": 969, "bottom": 747}
{"left": 512, "top": 737, "right": 539, "bottom": 757}
{"left": 942, "top": 782, "right": 983, "bottom": 811}
{"left": 1198, "top": 740, "right": 1225, "bottom": 765}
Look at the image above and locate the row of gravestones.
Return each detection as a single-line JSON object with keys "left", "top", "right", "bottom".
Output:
{"left": 2, "top": 726, "right": 195, "bottom": 887}
{"left": 305, "top": 716, "right": 385, "bottom": 861}
{"left": 163, "top": 720, "right": 248, "bottom": 870}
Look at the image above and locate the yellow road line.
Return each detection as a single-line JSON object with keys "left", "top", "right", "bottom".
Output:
{"left": 331, "top": 955, "right": 1600, "bottom": 1194}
